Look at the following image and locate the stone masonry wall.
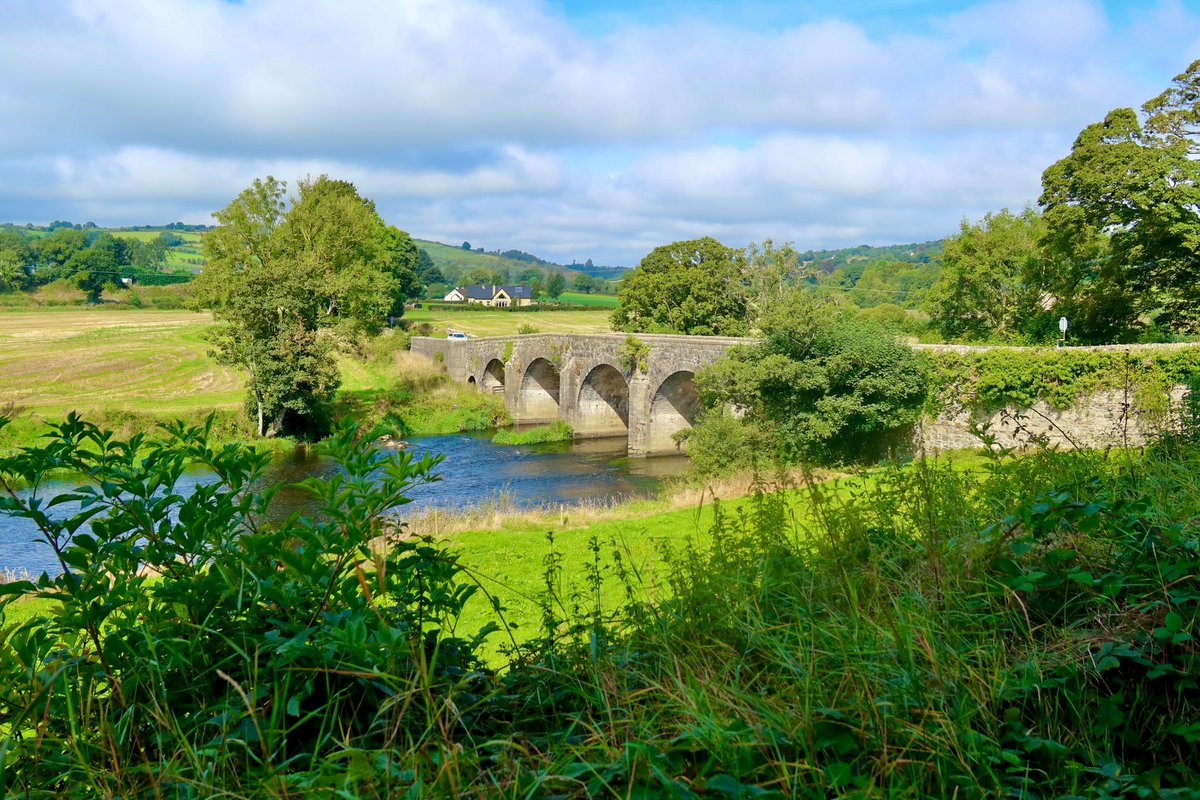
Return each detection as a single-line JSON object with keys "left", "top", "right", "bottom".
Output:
{"left": 917, "top": 387, "right": 1189, "bottom": 453}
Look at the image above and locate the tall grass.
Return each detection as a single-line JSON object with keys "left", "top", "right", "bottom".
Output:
{"left": 507, "top": 445, "right": 1200, "bottom": 797}
{"left": 491, "top": 420, "right": 573, "bottom": 444}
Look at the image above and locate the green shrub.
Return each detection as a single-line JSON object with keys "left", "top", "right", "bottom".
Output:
{"left": 675, "top": 409, "right": 773, "bottom": 479}
{"left": 697, "top": 293, "right": 926, "bottom": 465}
{"left": 0, "top": 414, "right": 489, "bottom": 796}
{"left": 618, "top": 335, "right": 650, "bottom": 374}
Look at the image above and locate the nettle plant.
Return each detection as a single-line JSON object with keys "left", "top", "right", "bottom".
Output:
{"left": 0, "top": 414, "right": 491, "bottom": 795}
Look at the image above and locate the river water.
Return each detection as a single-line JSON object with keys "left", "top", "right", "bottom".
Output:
{"left": 0, "top": 432, "right": 689, "bottom": 578}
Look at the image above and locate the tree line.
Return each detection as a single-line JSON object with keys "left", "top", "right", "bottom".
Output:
{"left": 423, "top": 260, "right": 615, "bottom": 301}
{"left": 0, "top": 227, "right": 182, "bottom": 300}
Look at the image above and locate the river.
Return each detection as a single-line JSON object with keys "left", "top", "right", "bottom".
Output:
{"left": 0, "top": 432, "right": 690, "bottom": 578}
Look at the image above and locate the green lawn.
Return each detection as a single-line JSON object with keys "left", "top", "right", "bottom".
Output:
{"left": 557, "top": 291, "right": 618, "bottom": 308}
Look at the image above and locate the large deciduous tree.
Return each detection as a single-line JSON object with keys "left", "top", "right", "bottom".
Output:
{"left": 197, "top": 175, "right": 416, "bottom": 437}
{"left": 611, "top": 237, "right": 749, "bottom": 336}
{"left": 65, "top": 248, "right": 120, "bottom": 303}
{"left": 544, "top": 272, "right": 566, "bottom": 299}
{"left": 924, "top": 207, "right": 1062, "bottom": 343}
{"left": 1041, "top": 60, "right": 1200, "bottom": 334}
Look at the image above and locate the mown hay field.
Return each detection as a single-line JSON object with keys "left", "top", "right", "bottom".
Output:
{"left": 0, "top": 309, "right": 242, "bottom": 417}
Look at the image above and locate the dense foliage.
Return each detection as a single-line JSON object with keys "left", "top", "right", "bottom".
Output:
{"left": 1041, "top": 61, "right": 1200, "bottom": 337}
{"left": 3, "top": 413, "right": 1198, "bottom": 797}
{"left": 0, "top": 227, "right": 185, "bottom": 300}
{"left": 196, "top": 175, "right": 422, "bottom": 437}
{"left": 0, "top": 415, "right": 481, "bottom": 796}
{"left": 924, "top": 207, "right": 1061, "bottom": 343}
{"left": 610, "top": 237, "right": 750, "bottom": 336}
{"left": 692, "top": 292, "right": 927, "bottom": 466}
{"left": 923, "top": 345, "right": 1200, "bottom": 421}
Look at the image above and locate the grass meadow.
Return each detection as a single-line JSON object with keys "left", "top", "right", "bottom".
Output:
{"left": 404, "top": 304, "right": 612, "bottom": 336}
{"left": 0, "top": 304, "right": 614, "bottom": 454}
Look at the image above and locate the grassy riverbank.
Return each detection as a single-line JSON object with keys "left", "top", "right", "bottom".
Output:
{"left": 491, "top": 419, "right": 573, "bottom": 444}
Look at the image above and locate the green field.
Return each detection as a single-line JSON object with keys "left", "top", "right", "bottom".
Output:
{"left": 0, "top": 309, "right": 438, "bottom": 453}
{"left": 0, "top": 309, "right": 241, "bottom": 418}
{"left": 558, "top": 291, "right": 618, "bottom": 307}
{"left": 404, "top": 305, "right": 612, "bottom": 336}
{"left": 108, "top": 230, "right": 203, "bottom": 244}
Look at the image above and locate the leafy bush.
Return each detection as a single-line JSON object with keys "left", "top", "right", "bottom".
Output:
{"left": 695, "top": 292, "right": 926, "bottom": 465}
{"left": 0, "top": 414, "right": 489, "bottom": 796}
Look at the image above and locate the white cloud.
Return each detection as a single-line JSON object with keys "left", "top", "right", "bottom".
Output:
{"left": 0, "top": 0, "right": 1197, "bottom": 263}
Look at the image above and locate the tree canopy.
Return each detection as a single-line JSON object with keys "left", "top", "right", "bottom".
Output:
{"left": 611, "top": 237, "right": 749, "bottom": 336}
{"left": 924, "top": 207, "right": 1060, "bottom": 343}
{"left": 544, "top": 272, "right": 566, "bottom": 299}
{"left": 1040, "top": 60, "right": 1200, "bottom": 336}
{"left": 197, "top": 175, "right": 416, "bottom": 437}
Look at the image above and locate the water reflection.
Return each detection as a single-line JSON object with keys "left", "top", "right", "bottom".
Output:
{"left": 0, "top": 432, "right": 689, "bottom": 577}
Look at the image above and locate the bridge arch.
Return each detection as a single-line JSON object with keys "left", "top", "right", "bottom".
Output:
{"left": 575, "top": 363, "right": 629, "bottom": 437}
{"left": 517, "top": 357, "right": 561, "bottom": 422}
{"left": 645, "top": 370, "right": 701, "bottom": 453}
{"left": 482, "top": 359, "right": 506, "bottom": 394}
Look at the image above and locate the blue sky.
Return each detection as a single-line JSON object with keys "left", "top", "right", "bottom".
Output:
{"left": 1, "top": 0, "right": 1198, "bottom": 265}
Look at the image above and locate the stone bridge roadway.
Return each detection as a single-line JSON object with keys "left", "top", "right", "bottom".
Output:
{"left": 409, "top": 333, "right": 752, "bottom": 456}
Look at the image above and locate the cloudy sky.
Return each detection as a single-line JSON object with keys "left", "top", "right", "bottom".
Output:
{"left": 1, "top": 0, "right": 1198, "bottom": 265}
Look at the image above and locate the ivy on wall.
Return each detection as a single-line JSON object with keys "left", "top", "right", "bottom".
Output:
{"left": 921, "top": 347, "right": 1200, "bottom": 421}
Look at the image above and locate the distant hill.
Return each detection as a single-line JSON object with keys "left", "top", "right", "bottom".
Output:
{"left": 416, "top": 240, "right": 562, "bottom": 277}
{"left": 567, "top": 264, "right": 628, "bottom": 280}
{"left": 416, "top": 240, "right": 625, "bottom": 282}
{"left": 799, "top": 240, "right": 943, "bottom": 274}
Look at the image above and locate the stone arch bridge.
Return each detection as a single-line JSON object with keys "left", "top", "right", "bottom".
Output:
{"left": 409, "top": 333, "right": 751, "bottom": 455}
